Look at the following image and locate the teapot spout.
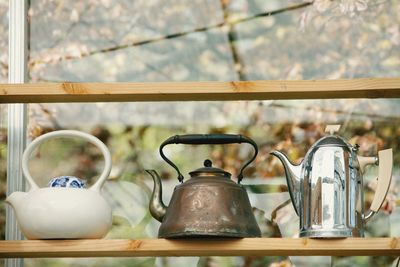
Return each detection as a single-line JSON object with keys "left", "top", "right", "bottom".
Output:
{"left": 270, "top": 151, "right": 302, "bottom": 216}
{"left": 5, "top": 191, "right": 28, "bottom": 211}
{"left": 145, "top": 170, "right": 167, "bottom": 222}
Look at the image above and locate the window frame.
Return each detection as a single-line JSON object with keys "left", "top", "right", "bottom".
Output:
{"left": 6, "top": 0, "right": 28, "bottom": 266}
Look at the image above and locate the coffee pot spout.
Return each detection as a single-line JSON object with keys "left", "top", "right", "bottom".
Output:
{"left": 145, "top": 170, "right": 167, "bottom": 222}
{"left": 270, "top": 151, "right": 302, "bottom": 215}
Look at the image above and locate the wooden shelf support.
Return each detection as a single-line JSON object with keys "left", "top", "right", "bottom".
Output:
{"left": 0, "top": 238, "right": 399, "bottom": 258}
{"left": 1, "top": 78, "right": 400, "bottom": 103}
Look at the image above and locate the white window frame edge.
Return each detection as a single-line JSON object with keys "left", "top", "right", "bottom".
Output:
{"left": 6, "top": 0, "right": 28, "bottom": 266}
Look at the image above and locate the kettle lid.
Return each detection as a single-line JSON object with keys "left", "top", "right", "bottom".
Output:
{"left": 189, "top": 159, "right": 231, "bottom": 178}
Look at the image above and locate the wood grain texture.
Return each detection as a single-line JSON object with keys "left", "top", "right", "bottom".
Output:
{"left": 1, "top": 78, "right": 400, "bottom": 103}
{"left": 0, "top": 238, "right": 399, "bottom": 258}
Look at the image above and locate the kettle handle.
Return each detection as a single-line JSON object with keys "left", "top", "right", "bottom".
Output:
{"left": 360, "top": 149, "right": 393, "bottom": 222}
{"left": 159, "top": 134, "right": 258, "bottom": 183}
{"left": 22, "top": 130, "right": 112, "bottom": 192}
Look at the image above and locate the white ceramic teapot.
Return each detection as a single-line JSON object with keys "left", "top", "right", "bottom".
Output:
{"left": 6, "top": 130, "right": 113, "bottom": 239}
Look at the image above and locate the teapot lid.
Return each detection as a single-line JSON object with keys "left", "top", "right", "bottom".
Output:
{"left": 189, "top": 159, "right": 231, "bottom": 178}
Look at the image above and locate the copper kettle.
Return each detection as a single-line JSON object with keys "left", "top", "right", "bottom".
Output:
{"left": 146, "top": 134, "right": 261, "bottom": 238}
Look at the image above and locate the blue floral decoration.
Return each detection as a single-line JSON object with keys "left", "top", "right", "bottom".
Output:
{"left": 48, "top": 176, "right": 86, "bottom": 188}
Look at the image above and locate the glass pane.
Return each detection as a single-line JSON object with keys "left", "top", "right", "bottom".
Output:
{"left": 233, "top": 0, "right": 400, "bottom": 79}
{"left": 29, "top": 0, "right": 228, "bottom": 82}
{"left": 30, "top": 28, "right": 238, "bottom": 82}
{"left": 28, "top": 0, "right": 400, "bottom": 82}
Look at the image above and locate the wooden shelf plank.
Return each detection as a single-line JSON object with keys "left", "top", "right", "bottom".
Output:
{"left": 1, "top": 78, "right": 400, "bottom": 103}
{"left": 0, "top": 238, "right": 399, "bottom": 258}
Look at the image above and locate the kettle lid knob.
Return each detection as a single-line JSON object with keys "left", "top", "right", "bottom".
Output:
{"left": 204, "top": 159, "right": 212, "bottom": 167}
{"left": 325, "top": 124, "right": 341, "bottom": 135}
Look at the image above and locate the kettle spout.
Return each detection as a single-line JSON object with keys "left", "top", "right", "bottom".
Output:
{"left": 270, "top": 151, "right": 302, "bottom": 216}
{"left": 145, "top": 170, "right": 167, "bottom": 222}
{"left": 5, "top": 191, "right": 28, "bottom": 211}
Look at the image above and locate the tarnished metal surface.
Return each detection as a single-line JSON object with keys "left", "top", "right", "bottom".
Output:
{"left": 146, "top": 170, "right": 167, "bottom": 223}
{"left": 157, "top": 176, "right": 261, "bottom": 238}
{"left": 147, "top": 134, "right": 261, "bottom": 238}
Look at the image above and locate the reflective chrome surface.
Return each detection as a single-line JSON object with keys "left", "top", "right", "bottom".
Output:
{"left": 300, "top": 142, "right": 363, "bottom": 238}
{"left": 272, "top": 134, "right": 379, "bottom": 238}
{"left": 270, "top": 151, "right": 302, "bottom": 216}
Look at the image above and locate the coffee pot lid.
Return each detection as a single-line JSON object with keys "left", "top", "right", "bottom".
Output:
{"left": 314, "top": 125, "right": 351, "bottom": 148}
{"left": 189, "top": 159, "right": 231, "bottom": 178}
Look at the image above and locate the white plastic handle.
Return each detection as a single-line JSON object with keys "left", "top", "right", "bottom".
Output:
{"left": 370, "top": 149, "right": 393, "bottom": 212}
{"left": 359, "top": 149, "right": 393, "bottom": 222}
{"left": 22, "top": 130, "right": 112, "bottom": 192}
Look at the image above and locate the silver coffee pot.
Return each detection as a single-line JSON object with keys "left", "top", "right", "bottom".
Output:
{"left": 271, "top": 125, "right": 393, "bottom": 238}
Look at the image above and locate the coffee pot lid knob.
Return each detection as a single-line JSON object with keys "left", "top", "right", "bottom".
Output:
{"left": 325, "top": 124, "right": 341, "bottom": 135}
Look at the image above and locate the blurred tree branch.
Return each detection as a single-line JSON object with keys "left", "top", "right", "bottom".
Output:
{"left": 28, "top": 2, "right": 312, "bottom": 68}
{"left": 220, "top": 0, "right": 246, "bottom": 80}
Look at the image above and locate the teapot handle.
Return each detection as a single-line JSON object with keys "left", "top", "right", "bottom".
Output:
{"left": 159, "top": 134, "right": 258, "bottom": 183}
{"left": 359, "top": 149, "right": 393, "bottom": 222}
{"left": 22, "top": 130, "right": 112, "bottom": 192}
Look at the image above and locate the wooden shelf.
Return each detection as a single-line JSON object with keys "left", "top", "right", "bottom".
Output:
{"left": 1, "top": 78, "right": 400, "bottom": 103}
{"left": 2, "top": 80, "right": 400, "bottom": 260}
{"left": 0, "top": 238, "right": 399, "bottom": 258}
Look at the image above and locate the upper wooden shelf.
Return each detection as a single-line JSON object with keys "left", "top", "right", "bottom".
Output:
{"left": 0, "top": 238, "right": 399, "bottom": 258}
{"left": 1, "top": 78, "right": 400, "bottom": 103}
